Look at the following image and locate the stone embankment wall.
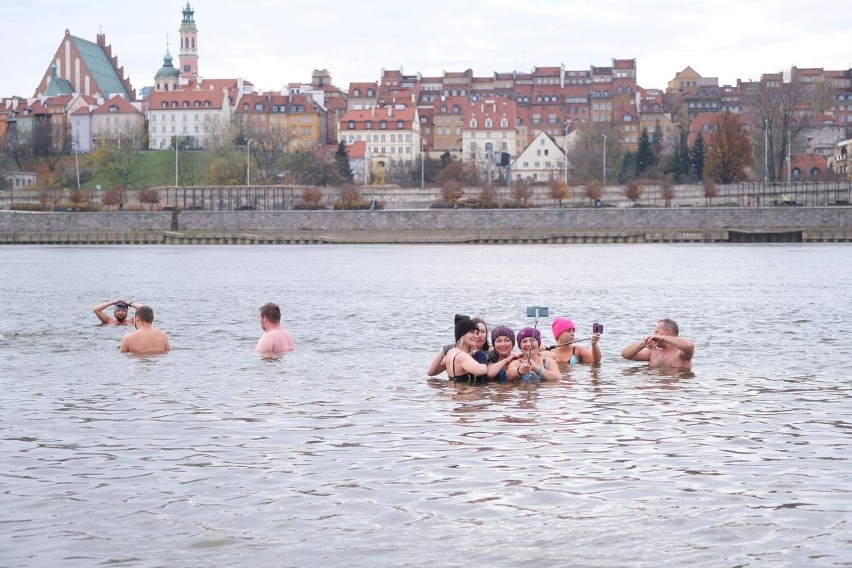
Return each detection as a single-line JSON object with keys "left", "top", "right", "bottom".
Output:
{"left": 1, "top": 207, "right": 850, "bottom": 244}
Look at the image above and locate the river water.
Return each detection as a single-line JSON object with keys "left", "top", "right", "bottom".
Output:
{"left": 1, "top": 244, "right": 850, "bottom": 567}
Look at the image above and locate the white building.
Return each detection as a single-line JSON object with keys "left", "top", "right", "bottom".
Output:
{"left": 511, "top": 131, "right": 573, "bottom": 182}
{"left": 146, "top": 86, "right": 232, "bottom": 149}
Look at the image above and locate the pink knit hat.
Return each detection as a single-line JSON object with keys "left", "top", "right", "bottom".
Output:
{"left": 551, "top": 317, "right": 576, "bottom": 340}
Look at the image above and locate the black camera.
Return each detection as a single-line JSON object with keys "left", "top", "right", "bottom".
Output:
{"left": 593, "top": 323, "right": 604, "bottom": 334}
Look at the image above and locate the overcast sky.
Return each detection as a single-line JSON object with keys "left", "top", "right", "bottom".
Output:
{"left": 2, "top": 0, "right": 850, "bottom": 98}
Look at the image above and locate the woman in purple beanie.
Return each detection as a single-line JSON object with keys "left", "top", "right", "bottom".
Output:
{"left": 507, "top": 327, "right": 561, "bottom": 381}
{"left": 485, "top": 325, "right": 519, "bottom": 381}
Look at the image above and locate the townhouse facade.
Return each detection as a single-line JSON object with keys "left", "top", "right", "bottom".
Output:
{"left": 337, "top": 104, "right": 421, "bottom": 171}
{"left": 91, "top": 95, "right": 145, "bottom": 148}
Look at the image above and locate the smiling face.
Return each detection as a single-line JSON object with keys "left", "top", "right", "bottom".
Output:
{"left": 493, "top": 335, "right": 514, "bottom": 357}
{"left": 463, "top": 328, "right": 481, "bottom": 350}
{"left": 114, "top": 307, "right": 128, "bottom": 322}
{"left": 519, "top": 336, "right": 539, "bottom": 356}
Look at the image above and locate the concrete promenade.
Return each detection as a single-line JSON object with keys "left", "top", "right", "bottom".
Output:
{"left": 1, "top": 206, "right": 851, "bottom": 244}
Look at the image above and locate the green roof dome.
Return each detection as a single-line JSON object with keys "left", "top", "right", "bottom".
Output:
{"left": 155, "top": 51, "right": 180, "bottom": 79}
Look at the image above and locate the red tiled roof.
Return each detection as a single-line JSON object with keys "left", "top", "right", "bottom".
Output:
{"left": 348, "top": 140, "right": 368, "bottom": 159}
{"left": 146, "top": 89, "right": 227, "bottom": 109}
{"left": 348, "top": 82, "right": 378, "bottom": 96}
{"left": 462, "top": 99, "right": 517, "bottom": 129}
{"left": 92, "top": 94, "right": 142, "bottom": 115}
{"left": 339, "top": 105, "right": 416, "bottom": 125}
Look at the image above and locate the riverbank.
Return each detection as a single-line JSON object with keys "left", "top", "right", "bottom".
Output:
{"left": 1, "top": 206, "right": 851, "bottom": 244}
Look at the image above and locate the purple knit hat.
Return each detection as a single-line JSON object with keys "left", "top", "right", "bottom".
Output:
{"left": 516, "top": 327, "right": 541, "bottom": 346}
{"left": 491, "top": 325, "right": 515, "bottom": 346}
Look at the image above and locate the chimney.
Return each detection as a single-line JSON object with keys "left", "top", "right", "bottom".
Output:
{"left": 388, "top": 106, "right": 392, "bottom": 117}
{"left": 371, "top": 106, "right": 375, "bottom": 117}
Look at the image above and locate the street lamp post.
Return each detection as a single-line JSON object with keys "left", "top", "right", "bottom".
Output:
{"left": 246, "top": 139, "right": 253, "bottom": 187}
{"left": 74, "top": 142, "right": 81, "bottom": 191}
{"left": 174, "top": 135, "right": 180, "bottom": 188}
{"left": 421, "top": 138, "right": 426, "bottom": 189}
{"left": 764, "top": 119, "right": 769, "bottom": 183}
{"left": 563, "top": 121, "right": 570, "bottom": 184}
{"left": 602, "top": 134, "right": 607, "bottom": 188}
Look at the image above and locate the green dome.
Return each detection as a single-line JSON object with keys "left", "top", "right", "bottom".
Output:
{"left": 155, "top": 51, "right": 180, "bottom": 79}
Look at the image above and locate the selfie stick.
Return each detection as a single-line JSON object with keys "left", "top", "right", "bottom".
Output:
{"left": 544, "top": 338, "right": 590, "bottom": 350}
{"left": 525, "top": 306, "right": 548, "bottom": 364}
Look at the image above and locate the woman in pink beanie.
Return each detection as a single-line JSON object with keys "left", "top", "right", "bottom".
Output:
{"left": 548, "top": 317, "right": 601, "bottom": 365}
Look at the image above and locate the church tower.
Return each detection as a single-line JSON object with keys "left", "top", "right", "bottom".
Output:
{"left": 178, "top": 2, "right": 198, "bottom": 79}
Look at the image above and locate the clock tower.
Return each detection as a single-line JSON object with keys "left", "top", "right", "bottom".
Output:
{"left": 178, "top": 2, "right": 198, "bottom": 79}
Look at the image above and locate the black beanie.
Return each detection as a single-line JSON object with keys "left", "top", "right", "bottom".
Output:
{"left": 454, "top": 314, "right": 478, "bottom": 341}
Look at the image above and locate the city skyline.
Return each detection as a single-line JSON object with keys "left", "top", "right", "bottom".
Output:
{"left": 1, "top": 0, "right": 850, "bottom": 98}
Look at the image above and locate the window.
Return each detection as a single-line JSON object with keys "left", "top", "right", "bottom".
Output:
{"left": 397, "top": 120, "right": 404, "bottom": 129}
{"left": 348, "top": 121, "right": 355, "bottom": 129}
{"left": 380, "top": 121, "right": 387, "bottom": 129}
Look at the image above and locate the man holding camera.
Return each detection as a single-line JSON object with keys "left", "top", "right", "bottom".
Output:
{"left": 621, "top": 318, "right": 694, "bottom": 369}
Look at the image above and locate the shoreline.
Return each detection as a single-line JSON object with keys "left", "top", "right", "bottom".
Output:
{"left": 1, "top": 206, "right": 851, "bottom": 244}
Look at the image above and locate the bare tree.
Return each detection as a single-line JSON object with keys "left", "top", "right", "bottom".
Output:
{"left": 32, "top": 119, "right": 70, "bottom": 173}
{"left": 6, "top": 129, "right": 32, "bottom": 170}
{"left": 567, "top": 125, "right": 623, "bottom": 183}
{"left": 704, "top": 111, "right": 754, "bottom": 184}
{"left": 748, "top": 76, "right": 810, "bottom": 181}
{"left": 250, "top": 126, "right": 295, "bottom": 180}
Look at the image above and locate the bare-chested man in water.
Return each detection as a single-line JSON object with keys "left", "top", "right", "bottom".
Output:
{"left": 119, "top": 306, "right": 171, "bottom": 354}
{"left": 621, "top": 318, "right": 694, "bottom": 370}
{"left": 256, "top": 302, "right": 295, "bottom": 355}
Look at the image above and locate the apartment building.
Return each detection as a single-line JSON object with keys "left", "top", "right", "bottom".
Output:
{"left": 338, "top": 104, "right": 421, "bottom": 170}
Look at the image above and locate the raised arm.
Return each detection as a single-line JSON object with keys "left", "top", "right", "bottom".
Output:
{"left": 426, "top": 345, "right": 451, "bottom": 376}
{"left": 577, "top": 332, "right": 602, "bottom": 364}
{"left": 653, "top": 334, "right": 694, "bottom": 362}
{"left": 93, "top": 298, "right": 122, "bottom": 324}
{"left": 621, "top": 339, "right": 651, "bottom": 361}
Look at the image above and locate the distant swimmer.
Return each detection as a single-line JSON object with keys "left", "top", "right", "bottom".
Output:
{"left": 256, "top": 303, "right": 295, "bottom": 354}
{"left": 621, "top": 318, "right": 694, "bottom": 370}
{"left": 94, "top": 298, "right": 139, "bottom": 326}
{"left": 119, "top": 306, "right": 171, "bottom": 354}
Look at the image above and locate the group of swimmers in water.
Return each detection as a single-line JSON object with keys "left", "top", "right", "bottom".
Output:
{"left": 93, "top": 299, "right": 294, "bottom": 356}
{"left": 427, "top": 314, "right": 694, "bottom": 383}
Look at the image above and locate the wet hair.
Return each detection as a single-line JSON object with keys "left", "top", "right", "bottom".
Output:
{"left": 136, "top": 305, "right": 154, "bottom": 323}
{"left": 658, "top": 318, "right": 679, "bottom": 335}
{"left": 472, "top": 317, "right": 489, "bottom": 351}
{"left": 260, "top": 303, "right": 281, "bottom": 324}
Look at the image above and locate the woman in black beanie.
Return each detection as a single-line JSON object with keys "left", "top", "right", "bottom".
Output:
{"left": 445, "top": 315, "right": 488, "bottom": 383}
